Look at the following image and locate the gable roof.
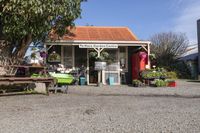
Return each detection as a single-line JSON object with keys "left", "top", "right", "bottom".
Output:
{"left": 180, "top": 44, "right": 198, "bottom": 61}
{"left": 50, "top": 26, "right": 138, "bottom": 41}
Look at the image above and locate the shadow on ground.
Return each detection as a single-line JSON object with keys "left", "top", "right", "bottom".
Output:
{"left": 187, "top": 80, "right": 200, "bottom": 83}
{"left": 97, "top": 93, "right": 200, "bottom": 99}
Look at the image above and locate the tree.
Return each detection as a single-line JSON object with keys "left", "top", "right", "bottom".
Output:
{"left": 150, "top": 32, "right": 191, "bottom": 78}
{"left": 150, "top": 32, "right": 189, "bottom": 67}
{"left": 0, "top": 0, "right": 84, "bottom": 60}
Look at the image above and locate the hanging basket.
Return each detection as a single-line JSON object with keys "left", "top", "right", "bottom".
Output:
{"left": 47, "top": 51, "right": 61, "bottom": 63}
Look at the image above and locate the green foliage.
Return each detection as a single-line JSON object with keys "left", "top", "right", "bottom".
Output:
{"left": 149, "top": 53, "right": 156, "bottom": 60}
{"left": 165, "top": 79, "right": 175, "bottom": 82}
{"left": 154, "top": 79, "right": 168, "bottom": 87}
{"left": 31, "top": 53, "right": 36, "bottom": 59}
{"left": 132, "top": 80, "right": 141, "bottom": 85}
{"left": 165, "top": 71, "right": 177, "bottom": 79}
{"left": 155, "top": 67, "right": 167, "bottom": 72}
{"left": 89, "top": 51, "right": 110, "bottom": 62}
{"left": 0, "top": 0, "right": 85, "bottom": 41}
{"left": 132, "top": 80, "right": 143, "bottom": 87}
{"left": 48, "top": 51, "right": 61, "bottom": 62}
{"left": 170, "top": 61, "right": 191, "bottom": 79}
{"left": 150, "top": 32, "right": 191, "bottom": 79}
{"left": 141, "top": 70, "right": 166, "bottom": 79}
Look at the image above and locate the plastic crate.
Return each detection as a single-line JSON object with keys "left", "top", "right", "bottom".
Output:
{"left": 79, "top": 77, "right": 86, "bottom": 85}
{"left": 109, "top": 77, "right": 114, "bottom": 85}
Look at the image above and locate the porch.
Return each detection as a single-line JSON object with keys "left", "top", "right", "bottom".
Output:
{"left": 45, "top": 42, "right": 150, "bottom": 85}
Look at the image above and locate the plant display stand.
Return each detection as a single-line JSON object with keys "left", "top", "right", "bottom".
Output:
{"left": 49, "top": 72, "right": 74, "bottom": 93}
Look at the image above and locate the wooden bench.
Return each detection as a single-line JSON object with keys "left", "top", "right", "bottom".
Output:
{"left": 0, "top": 77, "right": 54, "bottom": 95}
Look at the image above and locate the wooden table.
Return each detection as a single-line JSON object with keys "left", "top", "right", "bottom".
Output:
{"left": 0, "top": 77, "right": 54, "bottom": 95}
{"left": 0, "top": 64, "right": 47, "bottom": 76}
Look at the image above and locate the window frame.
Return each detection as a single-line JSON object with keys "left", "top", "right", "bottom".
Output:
{"left": 61, "top": 45, "right": 74, "bottom": 68}
{"left": 118, "top": 46, "right": 128, "bottom": 71}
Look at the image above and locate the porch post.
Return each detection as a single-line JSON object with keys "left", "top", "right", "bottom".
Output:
{"left": 93, "top": 48, "right": 104, "bottom": 86}
{"left": 97, "top": 48, "right": 101, "bottom": 84}
{"left": 147, "top": 43, "right": 151, "bottom": 69}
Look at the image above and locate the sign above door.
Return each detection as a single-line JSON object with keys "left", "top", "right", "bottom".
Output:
{"left": 79, "top": 44, "right": 118, "bottom": 49}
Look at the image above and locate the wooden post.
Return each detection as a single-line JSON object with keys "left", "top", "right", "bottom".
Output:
{"left": 141, "top": 44, "right": 151, "bottom": 69}
{"left": 94, "top": 48, "right": 104, "bottom": 86}
{"left": 147, "top": 43, "right": 151, "bottom": 69}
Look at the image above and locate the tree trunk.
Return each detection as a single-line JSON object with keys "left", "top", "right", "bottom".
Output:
{"left": 15, "top": 34, "right": 32, "bottom": 59}
{"left": 0, "top": 34, "right": 32, "bottom": 76}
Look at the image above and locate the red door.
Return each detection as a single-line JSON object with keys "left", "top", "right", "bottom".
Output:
{"left": 132, "top": 53, "right": 139, "bottom": 80}
{"left": 132, "top": 52, "right": 148, "bottom": 80}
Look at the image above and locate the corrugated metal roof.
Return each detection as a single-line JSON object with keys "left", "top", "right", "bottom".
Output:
{"left": 49, "top": 26, "right": 138, "bottom": 41}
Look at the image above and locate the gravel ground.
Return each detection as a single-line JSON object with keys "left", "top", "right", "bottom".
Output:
{"left": 0, "top": 80, "right": 200, "bottom": 133}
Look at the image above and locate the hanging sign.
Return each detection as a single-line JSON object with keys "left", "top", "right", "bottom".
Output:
{"left": 79, "top": 44, "right": 118, "bottom": 49}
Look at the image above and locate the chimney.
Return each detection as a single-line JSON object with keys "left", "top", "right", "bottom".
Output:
{"left": 197, "top": 19, "right": 200, "bottom": 79}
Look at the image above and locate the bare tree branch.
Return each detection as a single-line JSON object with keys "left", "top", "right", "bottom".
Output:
{"left": 150, "top": 32, "right": 189, "bottom": 67}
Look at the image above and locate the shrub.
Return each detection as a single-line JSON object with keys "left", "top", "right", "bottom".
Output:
{"left": 154, "top": 79, "right": 168, "bottom": 87}
{"left": 141, "top": 70, "right": 166, "bottom": 79}
{"left": 156, "top": 67, "right": 167, "bottom": 72}
{"left": 165, "top": 71, "right": 177, "bottom": 79}
{"left": 171, "top": 61, "right": 191, "bottom": 79}
{"left": 132, "top": 80, "right": 143, "bottom": 87}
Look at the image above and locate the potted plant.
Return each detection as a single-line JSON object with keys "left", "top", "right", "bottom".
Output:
{"left": 89, "top": 51, "right": 109, "bottom": 86}
{"left": 132, "top": 79, "right": 143, "bottom": 87}
{"left": 48, "top": 51, "right": 61, "bottom": 63}
{"left": 165, "top": 79, "right": 176, "bottom": 87}
{"left": 30, "top": 53, "right": 39, "bottom": 66}
{"left": 89, "top": 51, "right": 109, "bottom": 63}
{"left": 154, "top": 79, "right": 168, "bottom": 87}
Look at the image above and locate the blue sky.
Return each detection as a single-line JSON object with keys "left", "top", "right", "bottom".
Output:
{"left": 75, "top": 0, "right": 200, "bottom": 44}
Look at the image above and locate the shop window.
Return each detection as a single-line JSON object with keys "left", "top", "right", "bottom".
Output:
{"left": 119, "top": 47, "right": 127, "bottom": 69}
{"left": 103, "top": 49, "right": 118, "bottom": 62}
{"left": 75, "top": 46, "right": 87, "bottom": 68}
{"left": 63, "top": 46, "right": 73, "bottom": 68}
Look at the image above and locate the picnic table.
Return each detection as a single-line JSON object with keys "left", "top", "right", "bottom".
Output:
{"left": 0, "top": 64, "right": 47, "bottom": 76}
{"left": 0, "top": 65, "right": 55, "bottom": 95}
{"left": 0, "top": 77, "right": 54, "bottom": 95}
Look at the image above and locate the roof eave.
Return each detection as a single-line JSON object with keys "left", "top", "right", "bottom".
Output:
{"left": 45, "top": 40, "right": 151, "bottom": 45}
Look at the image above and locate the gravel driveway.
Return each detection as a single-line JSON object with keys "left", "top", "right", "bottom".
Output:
{"left": 0, "top": 80, "right": 200, "bottom": 133}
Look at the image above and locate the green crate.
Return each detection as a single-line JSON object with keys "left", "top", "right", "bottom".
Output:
{"left": 49, "top": 72, "right": 74, "bottom": 84}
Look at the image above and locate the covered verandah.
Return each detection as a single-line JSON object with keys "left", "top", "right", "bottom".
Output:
{"left": 45, "top": 40, "right": 151, "bottom": 85}
{"left": 46, "top": 26, "right": 151, "bottom": 85}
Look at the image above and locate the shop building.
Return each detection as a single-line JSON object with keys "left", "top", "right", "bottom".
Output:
{"left": 46, "top": 26, "right": 151, "bottom": 85}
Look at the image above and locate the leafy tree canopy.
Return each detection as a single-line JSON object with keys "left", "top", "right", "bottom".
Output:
{"left": 0, "top": 0, "right": 85, "bottom": 58}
